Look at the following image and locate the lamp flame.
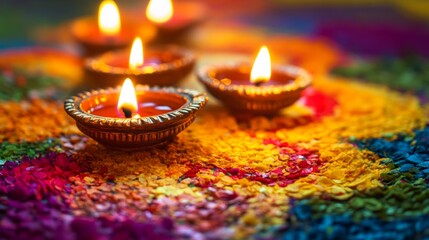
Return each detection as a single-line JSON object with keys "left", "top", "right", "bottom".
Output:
{"left": 129, "top": 37, "right": 144, "bottom": 70}
{"left": 250, "top": 46, "right": 271, "bottom": 84}
{"left": 98, "top": 0, "right": 121, "bottom": 36}
{"left": 117, "top": 78, "right": 138, "bottom": 117}
{"left": 146, "top": 0, "right": 174, "bottom": 24}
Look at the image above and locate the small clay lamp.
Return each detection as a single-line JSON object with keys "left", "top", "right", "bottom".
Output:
{"left": 145, "top": 0, "right": 205, "bottom": 43}
{"left": 84, "top": 37, "right": 195, "bottom": 88}
{"left": 198, "top": 46, "right": 312, "bottom": 115}
{"left": 64, "top": 78, "right": 207, "bottom": 150}
{"left": 71, "top": 0, "right": 155, "bottom": 56}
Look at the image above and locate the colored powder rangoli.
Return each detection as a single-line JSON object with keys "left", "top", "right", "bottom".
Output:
{"left": 0, "top": 75, "right": 428, "bottom": 238}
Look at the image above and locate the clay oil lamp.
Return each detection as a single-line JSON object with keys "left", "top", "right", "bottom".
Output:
{"left": 197, "top": 46, "right": 312, "bottom": 115}
{"left": 64, "top": 78, "right": 207, "bottom": 150}
{"left": 84, "top": 36, "right": 195, "bottom": 88}
{"left": 145, "top": 0, "right": 205, "bottom": 43}
{"left": 71, "top": 0, "right": 155, "bottom": 56}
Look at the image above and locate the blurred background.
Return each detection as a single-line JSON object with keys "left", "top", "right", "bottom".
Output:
{"left": 0, "top": 0, "right": 428, "bottom": 102}
{"left": 1, "top": 0, "right": 429, "bottom": 56}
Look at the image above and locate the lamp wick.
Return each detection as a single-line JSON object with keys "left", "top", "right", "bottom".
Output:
{"left": 121, "top": 107, "right": 132, "bottom": 118}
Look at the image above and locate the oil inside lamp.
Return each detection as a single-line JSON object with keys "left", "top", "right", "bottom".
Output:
{"left": 87, "top": 77, "right": 176, "bottom": 118}
{"left": 98, "top": 0, "right": 121, "bottom": 36}
{"left": 146, "top": 0, "right": 174, "bottom": 24}
{"left": 129, "top": 37, "right": 144, "bottom": 70}
{"left": 250, "top": 46, "right": 271, "bottom": 85}
{"left": 117, "top": 78, "right": 139, "bottom": 118}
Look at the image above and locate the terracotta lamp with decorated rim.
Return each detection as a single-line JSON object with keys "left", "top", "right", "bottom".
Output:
{"left": 144, "top": 0, "right": 206, "bottom": 43}
{"left": 84, "top": 37, "right": 195, "bottom": 88}
{"left": 64, "top": 78, "right": 207, "bottom": 151}
{"left": 198, "top": 46, "right": 312, "bottom": 115}
{"left": 71, "top": 0, "right": 155, "bottom": 56}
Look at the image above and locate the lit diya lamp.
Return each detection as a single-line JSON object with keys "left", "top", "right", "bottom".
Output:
{"left": 71, "top": 0, "right": 155, "bottom": 56}
{"left": 198, "top": 46, "right": 312, "bottom": 115}
{"left": 64, "top": 78, "right": 207, "bottom": 150}
{"left": 84, "top": 36, "right": 195, "bottom": 88}
{"left": 145, "top": 0, "right": 206, "bottom": 43}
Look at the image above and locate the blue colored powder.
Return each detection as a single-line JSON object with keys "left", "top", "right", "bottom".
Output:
{"left": 277, "top": 204, "right": 429, "bottom": 240}
{"left": 356, "top": 127, "right": 429, "bottom": 182}
{"left": 275, "top": 127, "right": 429, "bottom": 240}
